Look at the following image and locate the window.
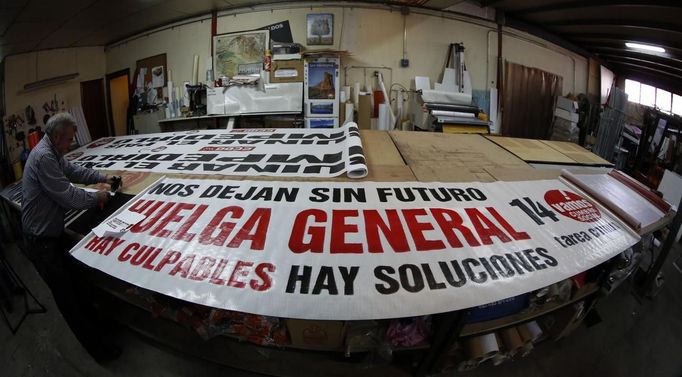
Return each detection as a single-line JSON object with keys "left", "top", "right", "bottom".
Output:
{"left": 640, "top": 84, "right": 656, "bottom": 107}
{"left": 673, "top": 94, "right": 682, "bottom": 116}
{"left": 625, "top": 79, "right": 641, "bottom": 103}
{"left": 625, "top": 78, "right": 680, "bottom": 116}
{"left": 657, "top": 89, "right": 672, "bottom": 112}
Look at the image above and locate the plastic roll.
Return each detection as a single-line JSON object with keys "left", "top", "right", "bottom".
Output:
{"left": 343, "top": 86, "right": 351, "bottom": 102}
{"left": 517, "top": 321, "right": 543, "bottom": 344}
{"left": 167, "top": 69, "right": 172, "bottom": 82}
{"left": 344, "top": 103, "right": 354, "bottom": 125}
{"left": 464, "top": 333, "right": 499, "bottom": 364}
{"left": 340, "top": 90, "right": 347, "bottom": 104}
{"left": 192, "top": 55, "right": 199, "bottom": 84}
{"left": 500, "top": 327, "right": 524, "bottom": 356}
{"left": 353, "top": 82, "right": 360, "bottom": 108}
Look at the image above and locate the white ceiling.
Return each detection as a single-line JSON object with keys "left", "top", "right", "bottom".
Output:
{"left": 0, "top": 0, "right": 466, "bottom": 60}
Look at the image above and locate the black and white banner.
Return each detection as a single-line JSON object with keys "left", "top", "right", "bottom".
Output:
{"left": 65, "top": 123, "right": 368, "bottom": 178}
{"left": 70, "top": 177, "right": 639, "bottom": 320}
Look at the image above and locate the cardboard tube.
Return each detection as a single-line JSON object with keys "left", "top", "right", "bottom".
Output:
{"left": 500, "top": 327, "right": 524, "bottom": 356}
{"left": 353, "top": 82, "right": 360, "bottom": 108}
{"left": 517, "top": 321, "right": 543, "bottom": 344}
{"left": 464, "top": 333, "right": 499, "bottom": 363}
{"left": 192, "top": 55, "right": 199, "bottom": 84}
{"left": 344, "top": 103, "right": 354, "bottom": 125}
{"left": 358, "top": 94, "right": 372, "bottom": 130}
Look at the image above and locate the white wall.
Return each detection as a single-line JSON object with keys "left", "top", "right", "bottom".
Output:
{"left": 4, "top": 46, "right": 106, "bottom": 162}
{"left": 105, "top": 5, "right": 588, "bottom": 97}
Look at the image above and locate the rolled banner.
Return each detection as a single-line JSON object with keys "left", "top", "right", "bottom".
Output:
{"left": 464, "top": 333, "right": 499, "bottom": 364}
{"left": 500, "top": 327, "right": 524, "bottom": 357}
{"left": 517, "top": 321, "right": 543, "bottom": 344}
{"left": 344, "top": 122, "right": 368, "bottom": 178}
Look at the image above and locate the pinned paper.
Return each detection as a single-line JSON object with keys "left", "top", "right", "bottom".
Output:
{"left": 92, "top": 210, "right": 146, "bottom": 238}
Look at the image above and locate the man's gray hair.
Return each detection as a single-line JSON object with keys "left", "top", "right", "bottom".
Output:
{"left": 45, "top": 112, "right": 76, "bottom": 137}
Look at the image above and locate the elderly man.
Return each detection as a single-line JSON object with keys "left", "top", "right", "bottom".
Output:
{"left": 22, "top": 112, "right": 121, "bottom": 363}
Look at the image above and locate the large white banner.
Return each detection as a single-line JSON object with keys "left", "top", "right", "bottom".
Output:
{"left": 64, "top": 123, "right": 368, "bottom": 178}
{"left": 70, "top": 177, "right": 639, "bottom": 320}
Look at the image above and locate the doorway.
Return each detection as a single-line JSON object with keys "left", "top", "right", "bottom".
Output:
{"left": 80, "top": 79, "right": 109, "bottom": 141}
{"left": 106, "top": 69, "right": 130, "bottom": 136}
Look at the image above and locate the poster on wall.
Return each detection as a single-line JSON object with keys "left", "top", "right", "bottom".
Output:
{"left": 307, "top": 13, "right": 333, "bottom": 45}
{"left": 64, "top": 123, "right": 368, "bottom": 179}
{"left": 69, "top": 176, "right": 639, "bottom": 320}
{"left": 213, "top": 30, "right": 269, "bottom": 79}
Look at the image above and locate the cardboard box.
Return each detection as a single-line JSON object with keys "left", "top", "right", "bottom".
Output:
{"left": 554, "top": 108, "right": 579, "bottom": 123}
{"left": 271, "top": 59, "right": 303, "bottom": 83}
{"left": 287, "top": 319, "right": 345, "bottom": 350}
{"left": 556, "top": 96, "right": 579, "bottom": 112}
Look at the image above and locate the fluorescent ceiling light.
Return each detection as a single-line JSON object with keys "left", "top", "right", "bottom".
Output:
{"left": 625, "top": 42, "right": 665, "bottom": 53}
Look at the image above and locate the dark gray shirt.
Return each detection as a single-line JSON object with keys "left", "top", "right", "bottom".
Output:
{"left": 22, "top": 135, "right": 106, "bottom": 237}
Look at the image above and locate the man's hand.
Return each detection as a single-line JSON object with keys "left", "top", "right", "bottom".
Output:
{"left": 105, "top": 175, "right": 123, "bottom": 192}
{"left": 96, "top": 191, "right": 109, "bottom": 208}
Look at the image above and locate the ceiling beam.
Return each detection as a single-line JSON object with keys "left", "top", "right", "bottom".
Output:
{"left": 570, "top": 34, "right": 682, "bottom": 52}
{"left": 547, "top": 19, "right": 681, "bottom": 33}
{"left": 609, "top": 61, "right": 682, "bottom": 80}
{"left": 599, "top": 55, "right": 682, "bottom": 74}
{"left": 551, "top": 24, "right": 682, "bottom": 36}
{"left": 513, "top": 1, "right": 682, "bottom": 15}
{"left": 591, "top": 47, "right": 682, "bottom": 64}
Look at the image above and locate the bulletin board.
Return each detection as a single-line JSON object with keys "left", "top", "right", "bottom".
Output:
{"left": 135, "top": 53, "right": 167, "bottom": 101}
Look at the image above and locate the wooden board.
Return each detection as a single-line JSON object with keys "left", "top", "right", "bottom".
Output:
{"left": 486, "top": 136, "right": 575, "bottom": 164}
{"left": 410, "top": 162, "right": 496, "bottom": 183}
{"left": 389, "top": 131, "right": 529, "bottom": 170}
{"left": 541, "top": 140, "right": 613, "bottom": 166}
{"left": 360, "top": 130, "right": 405, "bottom": 166}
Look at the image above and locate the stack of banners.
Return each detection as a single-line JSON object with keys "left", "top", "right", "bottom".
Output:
{"left": 69, "top": 176, "right": 639, "bottom": 320}
{"left": 64, "top": 123, "right": 368, "bottom": 179}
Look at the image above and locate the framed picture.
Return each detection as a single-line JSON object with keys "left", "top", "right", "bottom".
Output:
{"left": 307, "top": 13, "right": 333, "bottom": 45}
{"left": 213, "top": 30, "right": 269, "bottom": 79}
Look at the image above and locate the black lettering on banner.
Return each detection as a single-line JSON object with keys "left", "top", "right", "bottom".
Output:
{"left": 438, "top": 261, "right": 467, "bottom": 287}
{"left": 399, "top": 264, "right": 425, "bottom": 293}
{"left": 374, "top": 266, "right": 400, "bottom": 294}
{"left": 147, "top": 153, "right": 182, "bottom": 161}
{"left": 180, "top": 153, "right": 218, "bottom": 162}
{"left": 489, "top": 255, "right": 515, "bottom": 277}
{"left": 505, "top": 252, "right": 535, "bottom": 274}
{"left": 302, "top": 162, "right": 346, "bottom": 175}
{"left": 310, "top": 188, "right": 330, "bottom": 202}
{"left": 348, "top": 145, "right": 364, "bottom": 157}
{"left": 286, "top": 265, "right": 312, "bottom": 294}
{"left": 267, "top": 152, "right": 343, "bottom": 164}
{"left": 312, "top": 266, "right": 338, "bottom": 295}
{"left": 479, "top": 258, "right": 500, "bottom": 280}
{"left": 421, "top": 263, "right": 446, "bottom": 290}
{"left": 339, "top": 266, "right": 359, "bottom": 295}
{"left": 535, "top": 247, "right": 558, "bottom": 267}
{"left": 522, "top": 249, "right": 547, "bottom": 270}
{"left": 462, "top": 258, "right": 488, "bottom": 283}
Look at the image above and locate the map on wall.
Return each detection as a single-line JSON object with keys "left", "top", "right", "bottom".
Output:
{"left": 213, "top": 30, "right": 268, "bottom": 79}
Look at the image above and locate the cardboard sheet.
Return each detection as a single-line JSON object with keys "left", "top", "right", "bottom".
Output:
{"left": 541, "top": 140, "right": 612, "bottom": 166}
{"left": 486, "top": 136, "right": 575, "bottom": 164}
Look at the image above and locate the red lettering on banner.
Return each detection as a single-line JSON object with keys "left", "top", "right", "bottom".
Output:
{"left": 226, "top": 208, "right": 271, "bottom": 250}
{"left": 363, "top": 210, "right": 409, "bottom": 253}
{"left": 431, "top": 208, "right": 480, "bottom": 247}
{"left": 189, "top": 256, "right": 217, "bottom": 281}
{"left": 169, "top": 254, "right": 195, "bottom": 278}
{"left": 131, "top": 201, "right": 175, "bottom": 232}
{"left": 199, "top": 206, "right": 243, "bottom": 246}
{"left": 251, "top": 263, "right": 275, "bottom": 291}
{"left": 154, "top": 250, "right": 181, "bottom": 271}
{"left": 403, "top": 209, "right": 446, "bottom": 251}
{"left": 487, "top": 207, "right": 531, "bottom": 241}
{"left": 118, "top": 242, "right": 139, "bottom": 262}
{"left": 289, "top": 209, "right": 326, "bottom": 253}
{"left": 465, "top": 208, "right": 512, "bottom": 245}
{"left": 172, "top": 204, "right": 208, "bottom": 242}
{"left": 150, "top": 203, "right": 197, "bottom": 238}
{"left": 210, "top": 258, "right": 229, "bottom": 284}
{"left": 331, "top": 210, "right": 363, "bottom": 254}
{"left": 228, "top": 261, "right": 254, "bottom": 288}
{"left": 85, "top": 236, "right": 102, "bottom": 251}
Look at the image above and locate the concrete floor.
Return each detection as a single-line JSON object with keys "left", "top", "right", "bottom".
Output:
{"left": 1, "top": 241, "right": 681, "bottom": 377}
